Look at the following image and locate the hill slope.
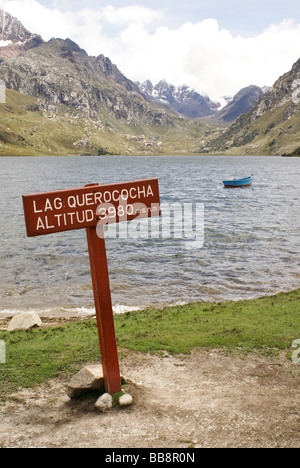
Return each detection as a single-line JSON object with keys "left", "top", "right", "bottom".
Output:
{"left": 0, "top": 37, "right": 175, "bottom": 124}
{"left": 199, "top": 59, "right": 300, "bottom": 155}
{"left": 213, "top": 86, "right": 264, "bottom": 123}
{"left": 0, "top": 87, "right": 207, "bottom": 156}
{"left": 0, "top": 30, "right": 208, "bottom": 155}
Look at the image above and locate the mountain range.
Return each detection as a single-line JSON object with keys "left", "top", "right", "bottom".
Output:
{"left": 137, "top": 79, "right": 219, "bottom": 118}
{"left": 137, "top": 80, "right": 265, "bottom": 123}
{"left": 0, "top": 9, "right": 299, "bottom": 156}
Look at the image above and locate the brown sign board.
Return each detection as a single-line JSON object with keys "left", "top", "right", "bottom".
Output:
{"left": 23, "top": 178, "right": 161, "bottom": 237}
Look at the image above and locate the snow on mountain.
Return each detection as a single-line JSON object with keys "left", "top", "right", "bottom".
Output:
{"left": 0, "top": 9, "right": 43, "bottom": 61}
{"left": 137, "top": 79, "right": 220, "bottom": 118}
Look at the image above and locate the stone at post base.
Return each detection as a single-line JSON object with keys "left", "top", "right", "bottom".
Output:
{"left": 95, "top": 393, "right": 113, "bottom": 412}
{"left": 67, "top": 365, "right": 105, "bottom": 399}
{"left": 118, "top": 393, "right": 133, "bottom": 407}
{"left": 67, "top": 365, "right": 126, "bottom": 399}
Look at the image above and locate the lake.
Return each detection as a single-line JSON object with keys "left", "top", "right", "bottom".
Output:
{"left": 0, "top": 155, "right": 299, "bottom": 318}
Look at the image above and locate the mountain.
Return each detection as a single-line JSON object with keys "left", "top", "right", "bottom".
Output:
{"left": 213, "top": 85, "right": 264, "bottom": 123}
{"left": 198, "top": 59, "right": 300, "bottom": 155}
{"left": 0, "top": 37, "right": 178, "bottom": 125}
{"left": 96, "top": 54, "right": 140, "bottom": 93}
{"left": 138, "top": 79, "right": 265, "bottom": 124}
{"left": 0, "top": 10, "right": 43, "bottom": 61}
{"left": 137, "top": 79, "right": 219, "bottom": 118}
{"left": 0, "top": 12, "right": 207, "bottom": 156}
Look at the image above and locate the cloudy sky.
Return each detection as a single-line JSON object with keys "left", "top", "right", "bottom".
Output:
{"left": 1, "top": 0, "right": 300, "bottom": 102}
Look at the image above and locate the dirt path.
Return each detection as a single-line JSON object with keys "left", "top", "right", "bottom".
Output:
{"left": 0, "top": 350, "right": 299, "bottom": 448}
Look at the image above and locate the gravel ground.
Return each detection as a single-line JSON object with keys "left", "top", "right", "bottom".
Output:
{"left": 1, "top": 349, "right": 299, "bottom": 448}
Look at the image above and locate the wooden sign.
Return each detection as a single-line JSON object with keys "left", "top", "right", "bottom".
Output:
{"left": 22, "top": 179, "right": 161, "bottom": 394}
{"left": 23, "top": 178, "right": 161, "bottom": 237}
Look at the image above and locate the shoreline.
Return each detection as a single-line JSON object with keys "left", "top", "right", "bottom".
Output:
{"left": 1, "top": 287, "right": 299, "bottom": 404}
{"left": 1, "top": 287, "right": 299, "bottom": 331}
{"left": 0, "top": 316, "right": 83, "bottom": 331}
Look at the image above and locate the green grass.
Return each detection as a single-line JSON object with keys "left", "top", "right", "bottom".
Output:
{"left": 0, "top": 289, "right": 299, "bottom": 399}
{"left": 0, "top": 89, "right": 207, "bottom": 156}
{"left": 115, "top": 289, "right": 300, "bottom": 354}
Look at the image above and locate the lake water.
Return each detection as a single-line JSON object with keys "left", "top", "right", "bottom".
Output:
{"left": 0, "top": 155, "right": 299, "bottom": 318}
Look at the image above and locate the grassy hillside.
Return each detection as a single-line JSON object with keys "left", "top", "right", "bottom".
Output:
{"left": 198, "top": 59, "right": 300, "bottom": 156}
{"left": 0, "top": 89, "right": 207, "bottom": 156}
{"left": 200, "top": 102, "right": 300, "bottom": 156}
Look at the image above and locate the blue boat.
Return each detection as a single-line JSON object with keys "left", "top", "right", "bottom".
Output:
{"left": 222, "top": 175, "right": 253, "bottom": 188}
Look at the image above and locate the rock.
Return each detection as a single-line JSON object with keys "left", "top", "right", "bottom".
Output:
{"left": 73, "top": 138, "right": 93, "bottom": 150}
{"left": 67, "top": 365, "right": 126, "bottom": 398}
{"left": 67, "top": 365, "right": 105, "bottom": 399}
{"left": 95, "top": 393, "right": 113, "bottom": 412}
{"left": 119, "top": 393, "right": 133, "bottom": 407}
{"left": 7, "top": 312, "right": 42, "bottom": 331}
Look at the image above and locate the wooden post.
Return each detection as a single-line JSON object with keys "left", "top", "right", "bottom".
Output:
{"left": 22, "top": 178, "right": 161, "bottom": 394}
{"left": 86, "top": 225, "right": 121, "bottom": 394}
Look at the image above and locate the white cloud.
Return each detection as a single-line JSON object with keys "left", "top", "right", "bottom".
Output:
{"left": 100, "top": 5, "right": 164, "bottom": 25}
{"left": 1, "top": 0, "right": 300, "bottom": 102}
{"left": 113, "top": 17, "right": 300, "bottom": 102}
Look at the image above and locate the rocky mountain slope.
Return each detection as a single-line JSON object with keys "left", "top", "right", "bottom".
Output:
{"left": 0, "top": 87, "right": 207, "bottom": 156}
{"left": 0, "top": 12, "right": 207, "bottom": 156}
{"left": 137, "top": 79, "right": 219, "bottom": 118}
{"left": 0, "top": 10, "right": 43, "bottom": 61}
{"left": 0, "top": 37, "right": 175, "bottom": 125}
{"left": 212, "top": 85, "right": 264, "bottom": 123}
{"left": 198, "top": 59, "right": 300, "bottom": 155}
